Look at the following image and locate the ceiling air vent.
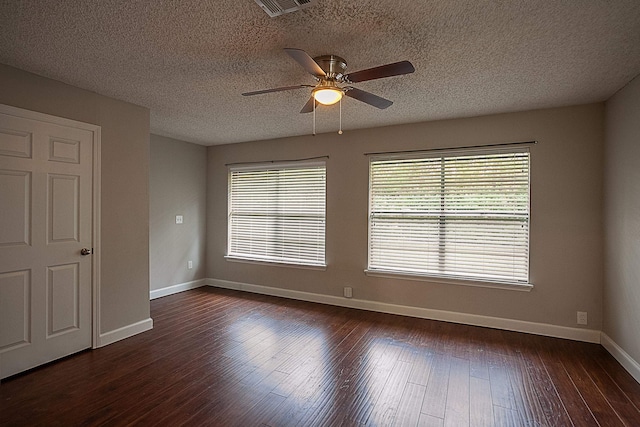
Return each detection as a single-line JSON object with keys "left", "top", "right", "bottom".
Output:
{"left": 254, "top": 0, "right": 316, "bottom": 17}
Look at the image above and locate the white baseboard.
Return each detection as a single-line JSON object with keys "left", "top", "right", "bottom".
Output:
{"left": 150, "top": 279, "right": 206, "bottom": 300}
{"left": 96, "top": 318, "right": 153, "bottom": 348}
{"left": 601, "top": 333, "right": 640, "bottom": 384}
{"left": 206, "top": 278, "right": 601, "bottom": 344}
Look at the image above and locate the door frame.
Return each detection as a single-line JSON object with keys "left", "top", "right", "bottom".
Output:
{"left": 0, "top": 103, "right": 102, "bottom": 349}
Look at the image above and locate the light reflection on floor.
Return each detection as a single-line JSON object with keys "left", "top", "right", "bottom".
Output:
{"left": 224, "top": 307, "right": 330, "bottom": 403}
{"left": 221, "top": 307, "right": 430, "bottom": 424}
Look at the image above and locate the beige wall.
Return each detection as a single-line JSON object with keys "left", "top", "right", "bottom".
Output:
{"left": 604, "top": 75, "right": 640, "bottom": 363}
{"left": 0, "top": 64, "right": 151, "bottom": 334}
{"left": 207, "top": 104, "right": 604, "bottom": 329}
{"left": 150, "top": 134, "right": 207, "bottom": 291}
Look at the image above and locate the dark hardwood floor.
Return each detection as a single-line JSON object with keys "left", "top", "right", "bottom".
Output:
{"left": 2, "top": 287, "right": 640, "bottom": 426}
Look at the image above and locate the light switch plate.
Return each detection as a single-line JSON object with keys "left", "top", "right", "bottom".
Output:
{"left": 175, "top": 215, "right": 183, "bottom": 224}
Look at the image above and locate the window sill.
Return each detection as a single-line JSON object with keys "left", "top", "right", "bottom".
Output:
{"left": 364, "top": 269, "right": 533, "bottom": 292}
{"left": 225, "top": 255, "right": 327, "bottom": 271}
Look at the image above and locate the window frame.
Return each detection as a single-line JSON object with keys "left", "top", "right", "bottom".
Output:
{"left": 366, "top": 146, "right": 532, "bottom": 290}
{"left": 226, "top": 160, "right": 327, "bottom": 268}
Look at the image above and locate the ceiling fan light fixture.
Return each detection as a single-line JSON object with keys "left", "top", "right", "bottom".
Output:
{"left": 313, "top": 87, "right": 343, "bottom": 105}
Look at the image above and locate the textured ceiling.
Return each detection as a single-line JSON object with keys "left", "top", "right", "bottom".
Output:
{"left": 1, "top": 1, "right": 640, "bottom": 145}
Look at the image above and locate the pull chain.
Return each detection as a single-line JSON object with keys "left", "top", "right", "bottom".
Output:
{"left": 338, "top": 97, "right": 343, "bottom": 135}
{"left": 310, "top": 97, "right": 344, "bottom": 136}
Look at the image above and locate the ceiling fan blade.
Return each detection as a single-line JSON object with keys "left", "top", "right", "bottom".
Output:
{"left": 345, "top": 61, "right": 415, "bottom": 83}
{"left": 345, "top": 88, "right": 393, "bottom": 109}
{"left": 284, "top": 48, "right": 326, "bottom": 77}
{"left": 299, "top": 97, "right": 319, "bottom": 114}
{"left": 242, "top": 84, "right": 314, "bottom": 96}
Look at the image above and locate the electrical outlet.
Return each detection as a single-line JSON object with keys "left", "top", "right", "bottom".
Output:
{"left": 577, "top": 311, "right": 588, "bottom": 325}
{"left": 175, "top": 215, "right": 183, "bottom": 224}
{"left": 344, "top": 286, "right": 353, "bottom": 298}
{"left": 188, "top": 260, "right": 193, "bottom": 269}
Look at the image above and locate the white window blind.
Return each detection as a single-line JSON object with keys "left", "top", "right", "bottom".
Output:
{"left": 368, "top": 148, "right": 530, "bottom": 284}
{"left": 228, "top": 161, "right": 326, "bottom": 266}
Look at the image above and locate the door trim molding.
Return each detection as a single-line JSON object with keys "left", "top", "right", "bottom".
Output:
{"left": 91, "top": 127, "right": 101, "bottom": 349}
{"left": 0, "top": 104, "right": 102, "bottom": 350}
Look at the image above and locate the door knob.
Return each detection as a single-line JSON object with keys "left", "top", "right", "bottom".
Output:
{"left": 81, "top": 248, "right": 93, "bottom": 256}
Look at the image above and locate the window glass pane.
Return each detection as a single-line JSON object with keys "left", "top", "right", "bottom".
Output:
{"left": 228, "top": 162, "right": 326, "bottom": 266}
{"left": 369, "top": 149, "right": 529, "bottom": 283}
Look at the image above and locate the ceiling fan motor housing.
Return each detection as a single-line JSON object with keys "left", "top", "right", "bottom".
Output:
{"left": 313, "top": 55, "right": 347, "bottom": 81}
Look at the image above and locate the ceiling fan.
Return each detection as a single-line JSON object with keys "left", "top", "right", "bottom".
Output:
{"left": 242, "top": 48, "right": 415, "bottom": 113}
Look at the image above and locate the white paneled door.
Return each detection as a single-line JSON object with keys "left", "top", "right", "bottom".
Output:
{"left": 0, "top": 105, "right": 99, "bottom": 379}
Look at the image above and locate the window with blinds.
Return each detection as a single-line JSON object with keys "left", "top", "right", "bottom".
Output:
{"left": 368, "top": 148, "right": 530, "bottom": 284}
{"left": 228, "top": 161, "right": 326, "bottom": 266}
